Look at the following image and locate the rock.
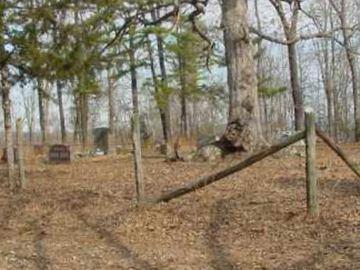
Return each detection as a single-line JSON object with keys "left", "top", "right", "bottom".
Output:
{"left": 197, "top": 135, "right": 220, "bottom": 149}
{"left": 196, "top": 145, "right": 223, "bottom": 162}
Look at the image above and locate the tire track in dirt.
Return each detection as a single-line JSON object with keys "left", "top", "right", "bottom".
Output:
{"left": 33, "top": 219, "right": 51, "bottom": 270}
{"left": 75, "top": 211, "right": 158, "bottom": 270}
{"left": 63, "top": 190, "right": 158, "bottom": 270}
{"left": 206, "top": 197, "right": 238, "bottom": 270}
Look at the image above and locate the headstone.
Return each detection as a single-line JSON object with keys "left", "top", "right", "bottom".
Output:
{"left": 93, "top": 127, "right": 109, "bottom": 155}
{"left": 49, "top": 144, "right": 71, "bottom": 163}
{"left": 197, "top": 145, "right": 223, "bottom": 162}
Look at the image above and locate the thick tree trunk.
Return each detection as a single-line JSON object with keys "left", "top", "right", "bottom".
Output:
{"left": 56, "top": 81, "right": 67, "bottom": 144}
{"left": 1, "top": 66, "right": 16, "bottom": 188}
{"left": 221, "top": 0, "right": 264, "bottom": 153}
{"left": 287, "top": 43, "right": 304, "bottom": 130}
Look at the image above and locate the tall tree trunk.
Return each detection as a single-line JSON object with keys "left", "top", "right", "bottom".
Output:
{"left": 341, "top": 0, "right": 360, "bottom": 141}
{"left": 157, "top": 36, "right": 172, "bottom": 139}
{"left": 221, "top": 0, "right": 264, "bottom": 153}
{"left": 325, "top": 79, "right": 335, "bottom": 137}
{"left": 330, "top": 0, "right": 360, "bottom": 141}
{"left": 145, "top": 35, "right": 169, "bottom": 143}
{"left": 29, "top": 125, "right": 33, "bottom": 144}
{"left": 287, "top": 43, "right": 304, "bottom": 130}
{"left": 324, "top": 39, "right": 335, "bottom": 139}
{"left": 37, "top": 79, "right": 46, "bottom": 144}
{"left": 79, "top": 93, "right": 88, "bottom": 150}
{"left": 152, "top": 9, "right": 173, "bottom": 157}
{"left": 178, "top": 56, "right": 188, "bottom": 137}
{"left": 268, "top": 0, "right": 304, "bottom": 131}
{"left": 73, "top": 95, "right": 81, "bottom": 144}
{"left": 316, "top": 39, "right": 335, "bottom": 139}
{"left": 107, "top": 70, "right": 115, "bottom": 135}
{"left": 129, "top": 33, "right": 144, "bottom": 202}
{"left": 1, "top": 66, "right": 16, "bottom": 188}
{"left": 56, "top": 81, "right": 67, "bottom": 144}
{"left": 344, "top": 39, "right": 360, "bottom": 141}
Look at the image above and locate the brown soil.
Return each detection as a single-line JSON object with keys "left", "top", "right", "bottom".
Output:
{"left": 0, "top": 144, "right": 359, "bottom": 269}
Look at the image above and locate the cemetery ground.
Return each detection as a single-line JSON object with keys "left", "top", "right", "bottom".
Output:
{"left": 0, "top": 143, "right": 359, "bottom": 270}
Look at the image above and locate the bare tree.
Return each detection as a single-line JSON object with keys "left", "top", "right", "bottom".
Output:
{"left": 21, "top": 89, "right": 36, "bottom": 143}
{"left": 329, "top": 0, "right": 360, "bottom": 141}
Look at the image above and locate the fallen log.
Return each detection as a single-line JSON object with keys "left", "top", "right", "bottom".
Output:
{"left": 315, "top": 126, "right": 360, "bottom": 179}
{"left": 153, "top": 131, "right": 305, "bottom": 203}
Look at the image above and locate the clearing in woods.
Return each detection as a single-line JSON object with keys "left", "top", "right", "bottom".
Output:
{"left": 0, "top": 143, "right": 359, "bottom": 269}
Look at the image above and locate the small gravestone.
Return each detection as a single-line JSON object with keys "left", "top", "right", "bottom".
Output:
{"left": 49, "top": 145, "right": 71, "bottom": 163}
{"left": 93, "top": 127, "right": 109, "bottom": 155}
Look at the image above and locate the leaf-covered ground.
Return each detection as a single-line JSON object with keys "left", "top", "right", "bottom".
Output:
{"left": 0, "top": 144, "right": 359, "bottom": 269}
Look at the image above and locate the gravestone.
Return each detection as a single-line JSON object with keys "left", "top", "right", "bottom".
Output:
{"left": 93, "top": 127, "right": 109, "bottom": 155}
{"left": 49, "top": 145, "right": 71, "bottom": 163}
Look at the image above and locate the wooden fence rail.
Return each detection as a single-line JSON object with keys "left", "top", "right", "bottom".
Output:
{"left": 143, "top": 111, "right": 360, "bottom": 218}
{"left": 152, "top": 131, "right": 306, "bottom": 203}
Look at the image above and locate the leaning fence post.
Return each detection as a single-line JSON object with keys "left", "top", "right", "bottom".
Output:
{"left": 16, "top": 118, "right": 26, "bottom": 188}
{"left": 305, "top": 108, "right": 318, "bottom": 216}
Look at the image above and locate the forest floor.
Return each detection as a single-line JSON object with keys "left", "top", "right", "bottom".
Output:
{"left": 0, "top": 143, "right": 359, "bottom": 270}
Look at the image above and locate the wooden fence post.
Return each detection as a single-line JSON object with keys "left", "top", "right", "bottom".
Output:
{"left": 16, "top": 118, "right": 26, "bottom": 188}
{"left": 305, "top": 108, "right": 318, "bottom": 216}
